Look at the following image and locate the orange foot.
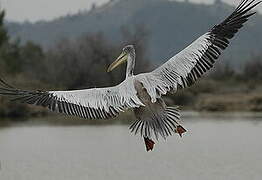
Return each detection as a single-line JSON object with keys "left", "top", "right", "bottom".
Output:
{"left": 176, "top": 125, "right": 187, "bottom": 137}
{"left": 144, "top": 137, "right": 155, "bottom": 152}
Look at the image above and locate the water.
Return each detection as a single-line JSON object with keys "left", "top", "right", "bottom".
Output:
{"left": 0, "top": 114, "right": 262, "bottom": 180}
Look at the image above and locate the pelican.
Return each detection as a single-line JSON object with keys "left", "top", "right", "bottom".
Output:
{"left": 0, "top": 0, "right": 260, "bottom": 151}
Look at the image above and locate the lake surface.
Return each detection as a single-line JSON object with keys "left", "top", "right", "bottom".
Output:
{"left": 0, "top": 113, "right": 262, "bottom": 180}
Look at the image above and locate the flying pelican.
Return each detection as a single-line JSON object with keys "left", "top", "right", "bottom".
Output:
{"left": 0, "top": 0, "right": 260, "bottom": 151}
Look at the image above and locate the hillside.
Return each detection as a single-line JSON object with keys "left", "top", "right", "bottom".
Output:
{"left": 5, "top": 0, "right": 262, "bottom": 67}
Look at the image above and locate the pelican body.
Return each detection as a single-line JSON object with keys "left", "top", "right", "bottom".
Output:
{"left": 107, "top": 45, "right": 186, "bottom": 150}
{"left": 0, "top": 0, "right": 260, "bottom": 151}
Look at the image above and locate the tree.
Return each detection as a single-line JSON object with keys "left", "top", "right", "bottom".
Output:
{"left": 243, "top": 55, "right": 262, "bottom": 81}
{"left": 0, "top": 9, "right": 10, "bottom": 72}
{"left": 0, "top": 10, "right": 8, "bottom": 48}
{"left": 0, "top": 40, "right": 22, "bottom": 74}
{"left": 0, "top": 9, "right": 24, "bottom": 74}
{"left": 41, "top": 33, "right": 120, "bottom": 89}
{"left": 210, "top": 62, "right": 235, "bottom": 81}
{"left": 19, "top": 41, "right": 45, "bottom": 78}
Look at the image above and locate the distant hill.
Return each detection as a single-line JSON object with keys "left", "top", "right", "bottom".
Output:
{"left": 5, "top": 0, "right": 262, "bottom": 67}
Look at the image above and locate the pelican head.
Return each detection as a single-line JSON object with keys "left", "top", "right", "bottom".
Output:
{"left": 107, "top": 45, "right": 135, "bottom": 76}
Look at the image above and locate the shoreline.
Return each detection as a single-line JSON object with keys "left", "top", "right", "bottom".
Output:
{"left": 1, "top": 111, "right": 262, "bottom": 128}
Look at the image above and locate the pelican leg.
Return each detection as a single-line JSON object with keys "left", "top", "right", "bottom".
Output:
{"left": 175, "top": 125, "right": 187, "bottom": 138}
{"left": 144, "top": 137, "right": 155, "bottom": 152}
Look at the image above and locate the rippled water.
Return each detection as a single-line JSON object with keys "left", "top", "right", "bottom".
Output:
{"left": 0, "top": 114, "right": 262, "bottom": 180}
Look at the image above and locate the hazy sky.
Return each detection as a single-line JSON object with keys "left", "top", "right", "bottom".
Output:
{"left": 1, "top": 0, "right": 261, "bottom": 22}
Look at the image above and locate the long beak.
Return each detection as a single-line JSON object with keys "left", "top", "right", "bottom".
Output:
{"left": 107, "top": 52, "right": 128, "bottom": 72}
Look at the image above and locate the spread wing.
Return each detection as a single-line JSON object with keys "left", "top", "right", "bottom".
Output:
{"left": 0, "top": 78, "right": 144, "bottom": 119}
{"left": 136, "top": 0, "right": 261, "bottom": 102}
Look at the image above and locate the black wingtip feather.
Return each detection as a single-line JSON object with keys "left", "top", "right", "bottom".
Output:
{"left": 180, "top": 0, "right": 260, "bottom": 89}
{"left": 211, "top": 0, "right": 260, "bottom": 42}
